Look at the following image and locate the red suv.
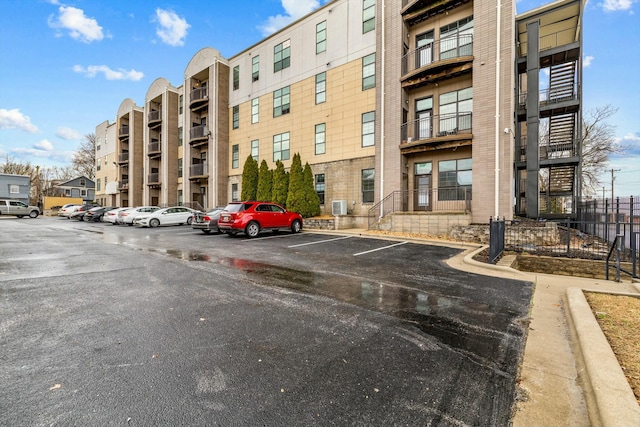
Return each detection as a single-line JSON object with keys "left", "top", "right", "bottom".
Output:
{"left": 218, "top": 201, "right": 303, "bottom": 238}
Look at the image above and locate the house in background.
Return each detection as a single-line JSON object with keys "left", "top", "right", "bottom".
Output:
{"left": 0, "top": 173, "right": 31, "bottom": 204}
{"left": 54, "top": 176, "right": 96, "bottom": 202}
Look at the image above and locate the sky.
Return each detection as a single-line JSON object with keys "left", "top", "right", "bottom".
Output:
{"left": 0, "top": 0, "right": 638, "bottom": 197}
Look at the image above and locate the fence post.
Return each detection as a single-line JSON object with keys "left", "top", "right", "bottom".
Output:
{"left": 489, "top": 216, "right": 505, "bottom": 264}
{"left": 566, "top": 217, "right": 571, "bottom": 256}
{"left": 631, "top": 195, "right": 636, "bottom": 278}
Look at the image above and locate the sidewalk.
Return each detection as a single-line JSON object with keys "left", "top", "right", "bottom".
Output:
{"left": 319, "top": 228, "right": 640, "bottom": 426}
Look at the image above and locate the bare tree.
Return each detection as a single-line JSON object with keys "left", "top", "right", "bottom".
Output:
{"left": 581, "top": 105, "right": 627, "bottom": 197}
{"left": 0, "top": 154, "right": 34, "bottom": 176}
{"left": 71, "top": 133, "right": 96, "bottom": 179}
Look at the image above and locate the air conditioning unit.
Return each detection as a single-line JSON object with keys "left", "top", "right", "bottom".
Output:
{"left": 332, "top": 200, "right": 348, "bottom": 216}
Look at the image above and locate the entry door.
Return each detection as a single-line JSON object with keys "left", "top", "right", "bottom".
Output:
{"left": 417, "top": 111, "right": 432, "bottom": 140}
{"left": 415, "top": 175, "right": 432, "bottom": 211}
{"left": 416, "top": 31, "right": 434, "bottom": 68}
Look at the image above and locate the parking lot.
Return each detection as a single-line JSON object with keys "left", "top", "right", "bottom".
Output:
{"left": 1, "top": 216, "right": 533, "bottom": 426}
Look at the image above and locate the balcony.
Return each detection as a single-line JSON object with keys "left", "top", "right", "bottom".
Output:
{"left": 190, "top": 87, "right": 208, "bottom": 110}
{"left": 118, "top": 125, "right": 129, "bottom": 140}
{"left": 147, "top": 110, "right": 161, "bottom": 128}
{"left": 189, "top": 163, "right": 207, "bottom": 180}
{"left": 117, "top": 152, "right": 129, "bottom": 164}
{"left": 147, "top": 141, "right": 161, "bottom": 157}
{"left": 147, "top": 173, "right": 161, "bottom": 187}
{"left": 402, "top": 0, "right": 472, "bottom": 26}
{"left": 189, "top": 125, "right": 208, "bottom": 146}
{"left": 118, "top": 179, "right": 129, "bottom": 191}
{"left": 401, "top": 35, "right": 473, "bottom": 89}
{"left": 400, "top": 112, "right": 472, "bottom": 153}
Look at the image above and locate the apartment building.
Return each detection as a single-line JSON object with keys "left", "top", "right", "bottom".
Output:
{"left": 97, "top": 0, "right": 583, "bottom": 226}
{"left": 95, "top": 119, "right": 118, "bottom": 207}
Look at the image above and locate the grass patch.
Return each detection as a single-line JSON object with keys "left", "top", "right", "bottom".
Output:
{"left": 585, "top": 292, "right": 640, "bottom": 405}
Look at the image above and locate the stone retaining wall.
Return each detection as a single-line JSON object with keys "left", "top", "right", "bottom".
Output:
{"left": 516, "top": 255, "right": 634, "bottom": 280}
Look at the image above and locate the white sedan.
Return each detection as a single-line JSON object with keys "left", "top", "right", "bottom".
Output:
{"left": 134, "top": 207, "right": 196, "bottom": 228}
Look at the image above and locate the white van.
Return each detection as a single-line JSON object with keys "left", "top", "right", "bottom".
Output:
{"left": 0, "top": 199, "right": 41, "bottom": 218}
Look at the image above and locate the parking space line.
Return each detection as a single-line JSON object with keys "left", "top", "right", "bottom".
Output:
{"left": 288, "top": 235, "right": 353, "bottom": 248}
{"left": 240, "top": 233, "right": 301, "bottom": 242}
{"left": 353, "top": 241, "right": 408, "bottom": 256}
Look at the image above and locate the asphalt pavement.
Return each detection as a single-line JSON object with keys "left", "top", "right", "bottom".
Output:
{"left": 2, "top": 216, "right": 639, "bottom": 426}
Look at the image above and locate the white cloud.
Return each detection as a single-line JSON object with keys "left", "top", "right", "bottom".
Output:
{"left": 601, "top": 0, "right": 636, "bottom": 12}
{"left": 56, "top": 126, "right": 82, "bottom": 140}
{"left": 48, "top": 6, "right": 104, "bottom": 43}
{"left": 0, "top": 108, "right": 39, "bottom": 133}
{"left": 154, "top": 8, "right": 190, "bottom": 47}
{"left": 73, "top": 65, "right": 144, "bottom": 81}
{"left": 258, "top": 0, "right": 328, "bottom": 36}
{"left": 583, "top": 55, "right": 594, "bottom": 67}
{"left": 34, "top": 139, "right": 54, "bottom": 151}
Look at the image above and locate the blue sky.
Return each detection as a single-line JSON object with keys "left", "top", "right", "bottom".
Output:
{"left": 0, "top": 0, "right": 638, "bottom": 196}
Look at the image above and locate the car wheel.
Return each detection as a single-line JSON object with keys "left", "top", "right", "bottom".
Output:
{"left": 127, "top": 222, "right": 133, "bottom": 226}
{"left": 291, "top": 219, "right": 302, "bottom": 233}
{"left": 187, "top": 217, "right": 193, "bottom": 225}
{"left": 245, "top": 221, "right": 260, "bottom": 238}
{"left": 29, "top": 210, "right": 39, "bottom": 218}
{"left": 228, "top": 231, "right": 238, "bottom": 237}
{"left": 202, "top": 229, "right": 211, "bottom": 234}
{"left": 149, "top": 218, "right": 160, "bottom": 228}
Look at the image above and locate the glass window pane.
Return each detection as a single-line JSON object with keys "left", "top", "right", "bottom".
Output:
{"left": 439, "top": 160, "right": 456, "bottom": 171}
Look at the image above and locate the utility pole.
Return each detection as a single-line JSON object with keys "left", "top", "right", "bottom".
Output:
{"left": 610, "top": 168, "right": 621, "bottom": 201}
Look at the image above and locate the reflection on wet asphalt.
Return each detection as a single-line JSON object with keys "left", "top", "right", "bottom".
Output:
{"left": 157, "top": 247, "right": 525, "bottom": 378}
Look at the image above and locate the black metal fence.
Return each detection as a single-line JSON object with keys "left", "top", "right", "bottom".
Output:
{"left": 498, "top": 196, "right": 639, "bottom": 278}
{"left": 489, "top": 217, "right": 505, "bottom": 264}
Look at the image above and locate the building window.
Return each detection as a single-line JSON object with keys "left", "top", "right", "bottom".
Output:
{"left": 362, "top": 168, "right": 374, "bottom": 203}
{"left": 273, "top": 132, "right": 290, "bottom": 162}
{"left": 233, "top": 65, "right": 240, "bottom": 90}
{"left": 438, "top": 158, "right": 472, "bottom": 201}
{"left": 315, "top": 123, "right": 326, "bottom": 155}
{"left": 97, "top": 159, "right": 101, "bottom": 171}
{"left": 97, "top": 137, "right": 101, "bottom": 152}
{"left": 439, "top": 87, "right": 472, "bottom": 134}
{"left": 362, "top": 111, "right": 375, "bottom": 147}
{"left": 231, "top": 183, "right": 238, "bottom": 201}
{"left": 316, "top": 21, "right": 327, "bottom": 54}
{"left": 251, "top": 98, "right": 259, "bottom": 124}
{"left": 440, "top": 16, "right": 474, "bottom": 59}
{"left": 362, "top": 53, "right": 375, "bottom": 90}
{"left": 252, "top": 56, "right": 260, "bottom": 82}
{"left": 178, "top": 189, "right": 183, "bottom": 205}
{"left": 9, "top": 184, "right": 19, "bottom": 194}
{"left": 363, "top": 0, "right": 375, "bottom": 33}
{"left": 273, "top": 86, "right": 290, "bottom": 117}
{"left": 315, "top": 72, "right": 326, "bottom": 104}
{"left": 179, "top": 94, "right": 183, "bottom": 114}
{"left": 251, "top": 140, "right": 259, "bottom": 161}
{"left": 315, "top": 174, "right": 325, "bottom": 205}
{"left": 232, "top": 144, "right": 239, "bottom": 169}
{"left": 80, "top": 178, "right": 85, "bottom": 186}
{"left": 233, "top": 105, "right": 240, "bottom": 129}
{"left": 274, "top": 40, "right": 291, "bottom": 72}
{"left": 178, "top": 127, "right": 183, "bottom": 146}
{"left": 96, "top": 178, "right": 101, "bottom": 191}
{"left": 81, "top": 189, "right": 87, "bottom": 197}
{"left": 178, "top": 158, "right": 183, "bottom": 178}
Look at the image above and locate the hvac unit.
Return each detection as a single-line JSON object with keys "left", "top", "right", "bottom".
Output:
{"left": 332, "top": 200, "right": 348, "bottom": 216}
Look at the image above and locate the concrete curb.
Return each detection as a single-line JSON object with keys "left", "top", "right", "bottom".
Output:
{"left": 566, "top": 287, "right": 640, "bottom": 426}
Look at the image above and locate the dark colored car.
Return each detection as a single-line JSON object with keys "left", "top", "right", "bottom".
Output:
{"left": 69, "top": 203, "right": 101, "bottom": 221}
{"left": 218, "top": 201, "right": 303, "bottom": 238}
{"left": 192, "top": 208, "right": 225, "bottom": 234}
{"left": 84, "top": 206, "right": 118, "bottom": 222}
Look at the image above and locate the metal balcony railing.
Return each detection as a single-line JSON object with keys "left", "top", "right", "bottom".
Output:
{"left": 190, "top": 163, "right": 206, "bottom": 177}
{"left": 148, "top": 173, "right": 160, "bottom": 184}
{"left": 148, "top": 110, "right": 161, "bottom": 123}
{"left": 189, "top": 125, "right": 208, "bottom": 143}
{"left": 519, "top": 85, "right": 578, "bottom": 107}
{"left": 368, "top": 188, "right": 472, "bottom": 228}
{"left": 401, "top": 112, "right": 472, "bottom": 144}
{"left": 119, "top": 179, "right": 129, "bottom": 189}
{"left": 519, "top": 28, "right": 577, "bottom": 57}
{"left": 401, "top": 35, "right": 473, "bottom": 77}
{"left": 148, "top": 141, "right": 160, "bottom": 153}
{"left": 119, "top": 125, "right": 129, "bottom": 137}
{"left": 118, "top": 152, "right": 129, "bottom": 163}
{"left": 190, "top": 87, "right": 208, "bottom": 104}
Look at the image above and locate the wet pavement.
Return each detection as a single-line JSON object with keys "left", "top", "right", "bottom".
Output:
{"left": 1, "top": 217, "right": 533, "bottom": 426}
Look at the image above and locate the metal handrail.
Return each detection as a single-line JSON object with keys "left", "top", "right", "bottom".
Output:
{"left": 401, "top": 112, "right": 472, "bottom": 143}
{"left": 401, "top": 34, "right": 473, "bottom": 76}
